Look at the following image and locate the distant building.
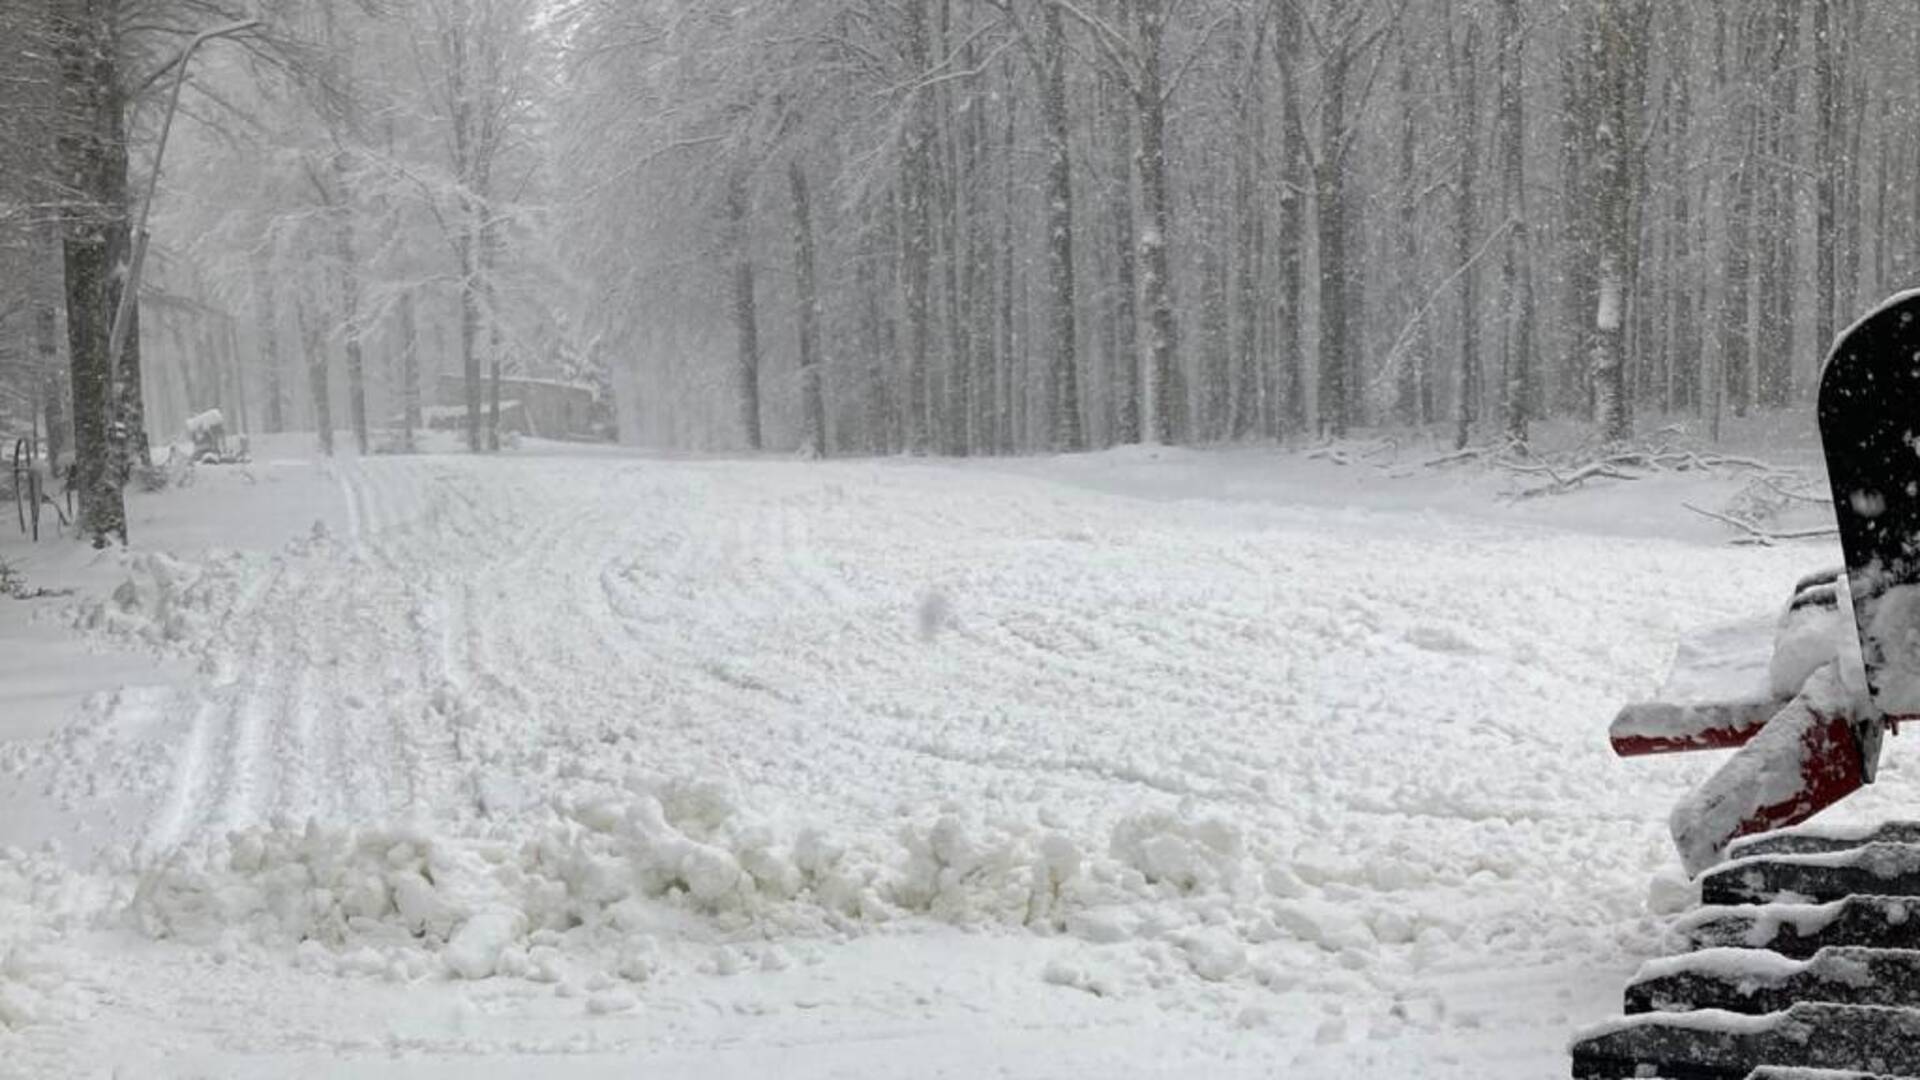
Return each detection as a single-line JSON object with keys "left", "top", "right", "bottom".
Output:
{"left": 432, "top": 375, "right": 605, "bottom": 440}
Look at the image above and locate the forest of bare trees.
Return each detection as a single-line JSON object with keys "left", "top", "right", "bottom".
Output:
{"left": 571, "top": 0, "right": 1906, "bottom": 456}
{"left": 0, "top": 0, "right": 1914, "bottom": 537}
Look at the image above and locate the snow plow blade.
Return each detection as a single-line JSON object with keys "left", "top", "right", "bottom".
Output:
{"left": 1569, "top": 1002, "right": 1920, "bottom": 1079}
{"left": 1668, "top": 674, "right": 1868, "bottom": 876}
{"left": 1610, "top": 700, "right": 1783, "bottom": 757}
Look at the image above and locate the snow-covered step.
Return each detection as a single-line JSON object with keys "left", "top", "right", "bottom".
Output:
{"left": 1625, "top": 947, "right": 1920, "bottom": 1015}
{"left": 1569, "top": 1002, "right": 1920, "bottom": 1079}
{"left": 1684, "top": 897, "right": 1920, "bottom": 959}
{"left": 1702, "top": 844, "right": 1920, "bottom": 906}
{"left": 1733, "top": 823, "right": 1920, "bottom": 861}
{"left": 1745, "top": 1069, "right": 1920, "bottom": 1080}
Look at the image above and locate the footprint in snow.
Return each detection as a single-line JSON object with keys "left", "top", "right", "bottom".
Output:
{"left": 917, "top": 588, "right": 952, "bottom": 641}
{"left": 1404, "top": 624, "right": 1482, "bottom": 655}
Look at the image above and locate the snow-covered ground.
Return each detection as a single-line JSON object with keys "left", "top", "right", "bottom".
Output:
{"left": 0, "top": 433, "right": 1896, "bottom": 1078}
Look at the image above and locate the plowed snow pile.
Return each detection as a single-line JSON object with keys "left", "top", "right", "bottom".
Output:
{"left": 2, "top": 445, "right": 1897, "bottom": 1078}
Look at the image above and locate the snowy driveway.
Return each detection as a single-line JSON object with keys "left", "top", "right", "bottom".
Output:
{"left": 0, "top": 448, "right": 1862, "bottom": 1077}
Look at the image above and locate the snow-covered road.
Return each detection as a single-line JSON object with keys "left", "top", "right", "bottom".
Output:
{"left": 1, "top": 446, "right": 1877, "bottom": 1077}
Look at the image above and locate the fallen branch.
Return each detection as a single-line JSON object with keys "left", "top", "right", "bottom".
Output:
{"left": 1682, "top": 502, "right": 1839, "bottom": 545}
{"left": 1758, "top": 476, "right": 1831, "bottom": 505}
{"left": 1424, "top": 444, "right": 1500, "bottom": 469}
{"left": 1511, "top": 462, "right": 1641, "bottom": 500}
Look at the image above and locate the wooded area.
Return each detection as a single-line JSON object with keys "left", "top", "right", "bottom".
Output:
{"left": 0, "top": 0, "right": 1909, "bottom": 543}
{"left": 576, "top": 0, "right": 1901, "bottom": 455}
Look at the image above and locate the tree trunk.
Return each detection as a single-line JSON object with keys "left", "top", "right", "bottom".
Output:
{"left": 334, "top": 161, "right": 370, "bottom": 455}
{"left": 1720, "top": 44, "right": 1758, "bottom": 421}
{"left": 398, "top": 289, "right": 420, "bottom": 451}
{"left": 1230, "top": 45, "right": 1260, "bottom": 441}
{"left": 34, "top": 223, "right": 68, "bottom": 470}
{"left": 1755, "top": 0, "right": 1800, "bottom": 408}
{"left": 789, "top": 157, "right": 827, "bottom": 458}
{"left": 254, "top": 246, "right": 286, "bottom": 433}
{"left": 1039, "top": 3, "right": 1082, "bottom": 452}
{"left": 1814, "top": 0, "right": 1837, "bottom": 357}
{"left": 1102, "top": 69, "right": 1140, "bottom": 446}
{"left": 902, "top": 0, "right": 934, "bottom": 454}
{"left": 1315, "top": 26, "right": 1351, "bottom": 439}
{"left": 1133, "top": 0, "right": 1179, "bottom": 445}
{"left": 1451, "top": 23, "right": 1481, "bottom": 450}
{"left": 53, "top": 0, "right": 126, "bottom": 546}
{"left": 1496, "top": 0, "right": 1532, "bottom": 444}
{"left": 999, "top": 86, "right": 1020, "bottom": 454}
{"left": 1592, "top": 0, "right": 1646, "bottom": 444}
{"left": 727, "top": 170, "right": 762, "bottom": 450}
{"left": 457, "top": 228, "right": 483, "bottom": 452}
{"left": 1394, "top": 35, "right": 1424, "bottom": 427}
{"left": 1276, "top": 2, "right": 1306, "bottom": 436}
{"left": 296, "top": 292, "right": 335, "bottom": 456}
{"left": 1667, "top": 7, "right": 1699, "bottom": 414}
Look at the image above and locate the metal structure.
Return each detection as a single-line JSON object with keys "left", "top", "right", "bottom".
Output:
{"left": 1571, "top": 292, "right": 1920, "bottom": 1077}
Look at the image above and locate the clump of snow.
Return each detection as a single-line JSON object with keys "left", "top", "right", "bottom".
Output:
{"left": 1108, "top": 808, "right": 1248, "bottom": 897}
{"left": 78, "top": 552, "right": 230, "bottom": 651}
{"left": 1661, "top": 613, "right": 1777, "bottom": 704}
{"left": 1866, "top": 584, "right": 1920, "bottom": 713}
{"left": 185, "top": 409, "right": 225, "bottom": 438}
{"left": 1646, "top": 868, "right": 1699, "bottom": 915}
{"left": 0, "top": 847, "right": 107, "bottom": 1032}
{"left": 1770, "top": 583, "right": 1853, "bottom": 700}
{"left": 444, "top": 908, "right": 527, "bottom": 980}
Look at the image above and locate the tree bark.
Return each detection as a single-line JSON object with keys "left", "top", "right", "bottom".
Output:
{"left": 1592, "top": 0, "right": 1647, "bottom": 444}
{"left": 34, "top": 222, "right": 69, "bottom": 470}
{"left": 296, "top": 292, "right": 334, "bottom": 456}
{"left": 53, "top": 0, "right": 126, "bottom": 545}
{"left": 727, "top": 170, "right": 762, "bottom": 451}
{"left": 1755, "top": 0, "right": 1800, "bottom": 408}
{"left": 1275, "top": 2, "right": 1306, "bottom": 436}
{"left": 1496, "top": 0, "right": 1532, "bottom": 444}
{"left": 1451, "top": 23, "right": 1481, "bottom": 450}
{"left": 1039, "top": 3, "right": 1083, "bottom": 451}
{"left": 1229, "top": 30, "right": 1260, "bottom": 441}
{"left": 1133, "top": 0, "right": 1179, "bottom": 445}
{"left": 1314, "top": 17, "right": 1351, "bottom": 439}
{"left": 902, "top": 0, "right": 935, "bottom": 454}
{"left": 398, "top": 288, "right": 420, "bottom": 452}
{"left": 789, "top": 156, "right": 827, "bottom": 458}
{"left": 333, "top": 158, "right": 370, "bottom": 455}
{"left": 1101, "top": 66, "right": 1139, "bottom": 446}
{"left": 1814, "top": 0, "right": 1837, "bottom": 358}
{"left": 254, "top": 245, "right": 286, "bottom": 433}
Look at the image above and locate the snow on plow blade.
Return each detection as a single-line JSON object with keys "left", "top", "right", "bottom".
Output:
{"left": 1668, "top": 671, "right": 1868, "bottom": 877}
{"left": 1610, "top": 700, "right": 1783, "bottom": 756}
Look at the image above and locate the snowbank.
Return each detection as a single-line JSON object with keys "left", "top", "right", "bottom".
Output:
{"left": 123, "top": 773, "right": 1301, "bottom": 988}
